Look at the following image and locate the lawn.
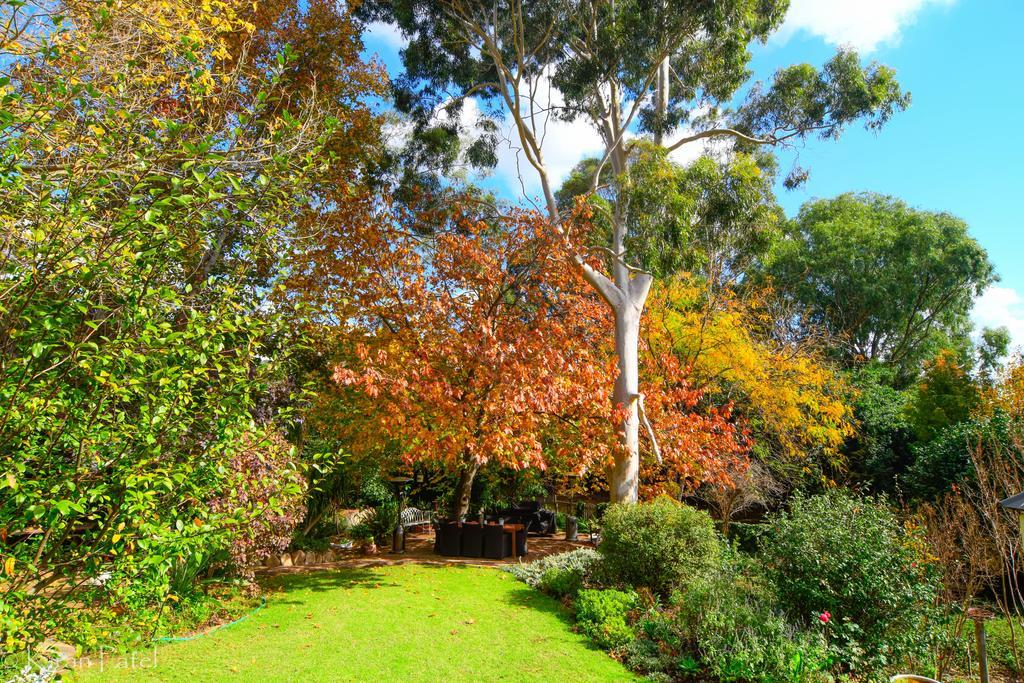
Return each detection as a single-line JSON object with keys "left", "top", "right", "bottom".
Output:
{"left": 73, "top": 563, "right": 637, "bottom": 682}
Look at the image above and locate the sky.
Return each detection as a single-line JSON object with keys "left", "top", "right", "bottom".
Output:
{"left": 362, "top": 0, "right": 1024, "bottom": 350}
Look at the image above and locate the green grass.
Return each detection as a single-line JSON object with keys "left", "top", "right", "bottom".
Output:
{"left": 73, "top": 564, "right": 637, "bottom": 682}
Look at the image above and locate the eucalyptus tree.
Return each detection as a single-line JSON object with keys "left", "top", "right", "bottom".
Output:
{"left": 358, "top": 0, "right": 910, "bottom": 503}
{"left": 756, "top": 193, "right": 995, "bottom": 385}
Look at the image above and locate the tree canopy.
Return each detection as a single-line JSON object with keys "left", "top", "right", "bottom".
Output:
{"left": 755, "top": 193, "right": 994, "bottom": 384}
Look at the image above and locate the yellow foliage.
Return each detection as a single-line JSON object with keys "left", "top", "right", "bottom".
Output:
{"left": 980, "top": 359, "right": 1024, "bottom": 418}
{"left": 646, "top": 275, "right": 855, "bottom": 461}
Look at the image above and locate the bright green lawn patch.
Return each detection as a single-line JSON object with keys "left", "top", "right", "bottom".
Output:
{"left": 73, "top": 564, "right": 637, "bottom": 682}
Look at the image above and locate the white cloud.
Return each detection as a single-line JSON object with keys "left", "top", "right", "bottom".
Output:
{"left": 364, "top": 21, "right": 406, "bottom": 52}
{"left": 972, "top": 286, "right": 1024, "bottom": 355}
{"left": 776, "top": 0, "right": 956, "bottom": 52}
{"left": 465, "top": 81, "right": 720, "bottom": 205}
{"left": 451, "top": 75, "right": 606, "bottom": 205}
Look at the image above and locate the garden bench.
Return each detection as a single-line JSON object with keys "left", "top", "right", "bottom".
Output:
{"left": 399, "top": 507, "right": 433, "bottom": 528}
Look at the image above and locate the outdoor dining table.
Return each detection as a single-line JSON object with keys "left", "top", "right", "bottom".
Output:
{"left": 490, "top": 522, "right": 524, "bottom": 557}
{"left": 436, "top": 521, "right": 526, "bottom": 559}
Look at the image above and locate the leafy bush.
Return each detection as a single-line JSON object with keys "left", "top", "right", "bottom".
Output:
{"left": 674, "top": 549, "right": 830, "bottom": 682}
{"left": 505, "top": 548, "right": 601, "bottom": 590}
{"left": 759, "top": 490, "right": 943, "bottom": 676}
{"left": 574, "top": 588, "right": 639, "bottom": 650}
{"left": 904, "top": 412, "right": 1015, "bottom": 500}
{"left": 0, "top": 0, "right": 334, "bottom": 656}
{"left": 538, "top": 567, "right": 585, "bottom": 598}
{"left": 210, "top": 430, "right": 307, "bottom": 582}
{"left": 622, "top": 609, "right": 686, "bottom": 677}
{"left": 599, "top": 496, "right": 719, "bottom": 595}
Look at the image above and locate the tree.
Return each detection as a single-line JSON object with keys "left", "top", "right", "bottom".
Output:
{"left": 978, "top": 326, "right": 1011, "bottom": 387}
{"left": 356, "top": 0, "right": 909, "bottom": 502}
{"left": 0, "top": 0, "right": 375, "bottom": 651}
{"left": 328, "top": 202, "right": 749, "bottom": 516}
{"left": 645, "top": 275, "right": 854, "bottom": 470}
{"left": 332, "top": 207, "right": 617, "bottom": 518}
{"left": 844, "top": 362, "right": 915, "bottom": 493}
{"left": 756, "top": 193, "right": 995, "bottom": 385}
{"left": 907, "top": 349, "right": 980, "bottom": 442}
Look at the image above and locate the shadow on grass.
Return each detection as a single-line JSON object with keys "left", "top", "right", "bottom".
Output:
{"left": 260, "top": 562, "right": 477, "bottom": 597}
{"left": 500, "top": 583, "right": 611, "bottom": 653}
{"left": 261, "top": 567, "right": 393, "bottom": 594}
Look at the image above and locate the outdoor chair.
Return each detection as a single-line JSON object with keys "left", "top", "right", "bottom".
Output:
{"left": 497, "top": 501, "right": 556, "bottom": 535}
{"left": 513, "top": 527, "right": 528, "bottom": 557}
{"left": 460, "top": 522, "right": 484, "bottom": 557}
{"left": 437, "top": 521, "right": 462, "bottom": 557}
{"left": 483, "top": 524, "right": 512, "bottom": 560}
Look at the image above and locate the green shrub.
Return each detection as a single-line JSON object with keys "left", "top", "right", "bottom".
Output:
{"left": 759, "top": 490, "right": 944, "bottom": 677}
{"left": 674, "top": 549, "right": 829, "bottom": 682}
{"left": 599, "top": 496, "right": 719, "bottom": 595}
{"left": 575, "top": 588, "right": 639, "bottom": 650}
{"left": 538, "top": 567, "right": 585, "bottom": 598}
{"left": 505, "top": 548, "right": 601, "bottom": 589}
{"left": 623, "top": 609, "right": 684, "bottom": 677}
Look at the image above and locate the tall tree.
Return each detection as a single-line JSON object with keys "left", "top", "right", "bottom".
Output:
{"left": 332, "top": 208, "right": 616, "bottom": 518}
{"left": 328, "top": 204, "right": 748, "bottom": 516}
{"left": 757, "top": 193, "right": 995, "bottom": 385}
{"left": 357, "top": 0, "right": 909, "bottom": 502}
{"left": 0, "top": 0, "right": 361, "bottom": 648}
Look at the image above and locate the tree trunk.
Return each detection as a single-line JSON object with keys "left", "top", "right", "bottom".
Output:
{"left": 451, "top": 459, "right": 480, "bottom": 519}
{"left": 653, "top": 55, "right": 670, "bottom": 146}
{"left": 607, "top": 279, "right": 651, "bottom": 503}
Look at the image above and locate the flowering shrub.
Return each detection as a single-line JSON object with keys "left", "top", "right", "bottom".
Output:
{"left": 210, "top": 430, "right": 306, "bottom": 582}
{"left": 759, "top": 490, "right": 943, "bottom": 676}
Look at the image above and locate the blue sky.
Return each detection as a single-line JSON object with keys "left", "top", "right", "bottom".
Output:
{"left": 362, "top": 0, "right": 1024, "bottom": 349}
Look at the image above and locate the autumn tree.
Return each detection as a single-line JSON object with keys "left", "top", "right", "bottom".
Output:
{"left": 644, "top": 275, "right": 854, "bottom": 484}
{"left": 332, "top": 208, "right": 617, "bottom": 518}
{"left": 356, "top": 0, "right": 909, "bottom": 502}
{"left": 318, "top": 198, "right": 751, "bottom": 516}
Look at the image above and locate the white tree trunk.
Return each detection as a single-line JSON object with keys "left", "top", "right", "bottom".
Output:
{"left": 607, "top": 264, "right": 653, "bottom": 503}
{"left": 609, "top": 305, "right": 641, "bottom": 502}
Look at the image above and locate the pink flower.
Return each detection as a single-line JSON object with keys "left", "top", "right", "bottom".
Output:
{"left": 819, "top": 611, "right": 831, "bottom": 624}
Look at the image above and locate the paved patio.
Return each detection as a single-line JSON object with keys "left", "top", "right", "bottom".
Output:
{"left": 262, "top": 528, "right": 595, "bottom": 574}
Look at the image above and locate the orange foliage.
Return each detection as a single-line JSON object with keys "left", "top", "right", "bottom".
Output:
{"left": 296, "top": 198, "right": 750, "bottom": 499}
{"left": 330, "top": 207, "right": 617, "bottom": 476}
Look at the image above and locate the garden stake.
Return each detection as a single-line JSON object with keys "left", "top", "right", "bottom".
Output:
{"left": 967, "top": 606, "right": 994, "bottom": 683}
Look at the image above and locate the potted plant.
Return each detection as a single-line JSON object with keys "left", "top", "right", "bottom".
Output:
{"left": 350, "top": 522, "right": 378, "bottom": 555}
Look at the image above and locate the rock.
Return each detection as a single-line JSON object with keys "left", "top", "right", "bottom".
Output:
{"left": 293, "top": 550, "right": 306, "bottom": 566}
{"left": 40, "top": 640, "right": 77, "bottom": 663}
{"left": 264, "top": 554, "right": 281, "bottom": 568}
{"left": 323, "top": 549, "right": 336, "bottom": 563}
{"left": 280, "top": 553, "right": 293, "bottom": 567}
